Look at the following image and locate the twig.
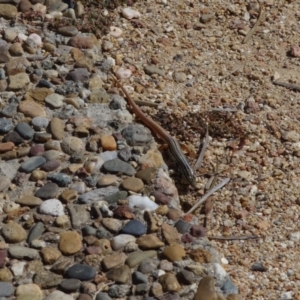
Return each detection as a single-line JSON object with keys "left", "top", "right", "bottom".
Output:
{"left": 26, "top": 53, "right": 50, "bottom": 61}
{"left": 207, "top": 235, "right": 259, "bottom": 241}
{"left": 186, "top": 177, "right": 230, "bottom": 215}
{"left": 134, "top": 99, "right": 159, "bottom": 107}
{"left": 220, "top": 65, "right": 243, "bottom": 81}
{"left": 193, "top": 128, "right": 209, "bottom": 171}
{"left": 242, "top": 5, "right": 264, "bottom": 44}
{"left": 272, "top": 81, "right": 300, "bottom": 92}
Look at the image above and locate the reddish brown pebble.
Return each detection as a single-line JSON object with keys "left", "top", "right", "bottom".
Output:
{"left": 181, "top": 233, "right": 195, "bottom": 243}
{"left": 151, "top": 191, "right": 171, "bottom": 205}
{"left": 113, "top": 205, "right": 134, "bottom": 219}
{"left": 41, "top": 160, "right": 60, "bottom": 172}
{"left": 85, "top": 246, "right": 102, "bottom": 255}
{"left": 167, "top": 208, "right": 183, "bottom": 221}
{"left": 0, "top": 249, "right": 7, "bottom": 268}
{"left": 190, "top": 225, "right": 206, "bottom": 238}
{"left": 29, "top": 144, "right": 45, "bottom": 156}
{"left": 0, "top": 142, "right": 14, "bottom": 153}
{"left": 182, "top": 213, "right": 193, "bottom": 222}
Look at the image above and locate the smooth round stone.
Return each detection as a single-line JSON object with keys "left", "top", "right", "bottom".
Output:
{"left": 193, "top": 276, "right": 216, "bottom": 300}
{"left": 128, "top": 195, "right": 158, "bottom": 211}
{"left": 27, "top": 222, "right": 45, "bottom": 243}
{"left": 121, "top": 177, "right": 144, "bottom": 192}
{"left": 175, "top": 219, "right": 191, "bottom": 234}
{"left": 81, "top": 226, "right": 97, "bottom": 236}
{"left": 16, "top": 196, "right": 42, "bottom": 207}
{"left": 38, "top": 79, "right": 53, "bottom": 88}
{"left": 66, "top": 264, "right": 96, "bottom": 281}
{"left": 132, "top": 271, "right": 148, "bottom": 284}
{"left": 0, "top": 118, "right": 13, "bottom": 133}
{"left": 77, "top": 294, "right": 92, "bottom": 300}
{"left": 125, "top": 251, "right": 157, "bottom": 269}
{"left": 120, "top": 220, "right": 147, "bottom": 237}
{"left": 102, "top": 218, "right": 122, "bottom": 233}
{"left": 2, "top": 222, "right": 27, "bottom": 243}
{"left": 61, "top": 136, "right": 85, "bottom": 155}
{"left": 15, "top": 122, "right": 34, "bottom": 139}
{"left": 102, "top": 159, "right": 135, "bottom": 176}
{"left": 43, "top": 150, "right": 62, "bottom": 161}
{"left": 162, "top": 244, "right": 186, "bottom": 262}
{"left": 20, "top": 156, "right": 46, "bottom": 173}
{"left": 60, "top": 278, "right": 81, "bottom": 293}
{"left": 0, "top": 282, "right": 14, "bottom": 297}
{"left": 95, "top": 292, "right": 112, "bottom": 300}
{"left": 30, "top": 144, "right": 45, "bottom": 156}
{"left": 106, "top": 265, "right": 130, "bottom": 284}
{"left": 179, "top": 269, "right": 195, "bottom": 285}
{"left": 41, "top": 160, "right": 60, "bottom": 171}
{"left": 97, "top": 175, "right": 117, "bottom": 187}
{"left": 18, "top": 99, "right": 46, "bottom": 118}
{"left": 35, "top": 182, "right": 59, "bottom": 199}
{"left": 45, "top": 93, "right": 64, "bottom": 108}
{"left": 136, "top": 235, "right": 164, "bottom": 250}
{"left": 31, "top": 170, "right": 47, "bottom": 182}
{"left": 138, "top": 258, "right": 160, "bottom": 274}
{"left": 45, "top": 290, "right": 74, "bottom": 300}
{"left": 151, "top": 190, "right": 171, "bottom": 205}
{"left": 47, "top": 173, "right": 71, "bottom": 187}
{"left": 2, "top": 131, "right": 23, "bottom": 144}
{"left": 39, "top": 199, "right": 64, "bottom": 216}
{"left": 15, "top": 283, "right": 42, "bottom": 299}
{"left": 8, "top": 246, "right": 39, "bottom": 259}
{"left": 158, "top": 273, "right": 181, "bottom": 293}
{"left": 110, "top": 234, "right": 136, "bottom": 251}
{"left": 44, "top": 140, "right": 61, "bottom": 151}
{"left": 31, "top": 116, "right": 49, "bottom": 130}
{"left": 34, "top": 132, "right": 52, "bottom": 143}
{"left": 59, "top": 231, "right": 82, "bottom": 255}
{"left": 50, "top": 117, "right": 65, "bottom": 140}
{"left": 60, "top": 189, "right": 78, "bottom": 203}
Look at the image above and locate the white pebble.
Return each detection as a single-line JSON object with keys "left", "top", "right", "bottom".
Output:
{"left": 221, "top": 257, "right": 229, "bottom": 265}
{"left": 111, "top": 234, "right": 136, "bottom": 250}
{"left": 289, "top": 232, "right": 300, "bottom": 242}
{"left": 153, "top": 269, "right": 165, "bottom": 278}
{"left": 70, "top": 182, "right": 86, "bottom": 194}
{"left": 11, "top": 261, "right": 26, "bottom": 276}
{"left": 45, "top": 290, "right": 74, "bottom": 300}
{"left": 30, "top": 239, "right": 47, "bottom": 249}
{"left": 18, "top": 34, "right": 27, "bottom": 42}
{"left": 39, "top": 199, "right": 64, "bottom": 216}
{"left": 109, "top": 26, "right": 123, "bottom": 38}
{"left": 213, "top": 263, "right": 227, "bottom": 283}
{"left": 28, "top": 33, "right": 42, "bottom": 46}
{"left": 99, "top": 151, "right": 118, "bottom": 162}
{"left": 128, "top": 195, "right": 159, "bottom": 211}
{"left": 3, "top": 202, "right": 20, "bottom": 213}
{"left": 115, "top": 67, "right": 132, "bottom": 79}
{"left": 121, "top": 7, "right": 141, "bottom": 19}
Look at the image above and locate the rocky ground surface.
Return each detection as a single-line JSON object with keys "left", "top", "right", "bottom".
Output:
{"left": 0, "top": 0, "right": 300, "bottom": 299}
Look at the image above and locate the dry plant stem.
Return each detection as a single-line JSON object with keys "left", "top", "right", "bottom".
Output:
{"left": 272, "top": 81, "right": 300, "bottom": 92}
{"left": 134, "top": 99, "right": 159, "bottom": 107}
{"left": 242, "top": 5, "right": 264, "bottom": 44}
{"left": 193, "top": 128, "right": 209, "bottom": 171}
{"left": 186, "top": 177, "right": 230, "bottom": 215}
{"left": 207, "top": 235, "right": 259, "bottom": 241}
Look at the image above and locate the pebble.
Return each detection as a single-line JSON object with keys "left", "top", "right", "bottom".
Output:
{"left": 66, "top": 264, "right": 97, "bottom": 281}
{"left": 162, "top": 244, "right": 186, "bottom": 262}
{"left": 20, "top": 156, "right": 46, "bottom": 173}
{"left": 59, "top": 231, "right": 82, "bottom": 255}
{"left": 121, "top": 7, "right": 141, "bottom": 19}
{"left": 97, "top": 175, "right": 118, "bottom": 187}
{"left": 102, "top": 158, "right": 135, "bottom": 176}
{"left": 95, "top": 292, "right": 112, "bottom": 300}
{"left": 175, "top": 219, "right": 192, "bottom": 234}
{"left": 45, "top": 93, "right": 64, "bottom": 108}
{"left": 110, "top": 234, "right": 136, "bottom": 251}
{"left": 193, "top": 276, "right": 216, "bottom": 300}
{"left": 35, "top": 182, "right": 59, "bottom": 199}
{"left": 40, "top": 247, "right": 62, "bottom": 264}
{"left": 31, "top": 116, "right": 49, "bottom": 130}
{"left": 3, "top": 131, "right": 23, "bottom": 144}
{"left": 39, "top": 199, "right": 64, "bottom": 216}
{"left": 0, "top": 118, "right": 14, "bottom": 133}
{"left": 102, "top": 252, "right": 127, "bottom": 270}
{"left": 45, "top": 290, "right": 74, "bottom": 300}
{"left": 27, "top": 222, "right": 45, "bottom": 243}
{"left": 128, "top": 195, "right": 158, "bottom": 211}
{"left": 41, "top": 160, "right": 60, "bottom": 171}
{"left": 8, "top": 246, "right": 39, "bottom": 259}
{"left": 61, "top": 136, "right": 85, "bottom": 155}
{"left": 125, "top": 250, "right": 157, "bottom": 268}
{"left": 47, "top": 173, "right": 72, "bottom": 187}
{"left": 15, "top": 122, "right": 34, "bottom": 139}
{"left": 0, "top": 282, "right": 13, "bottom": 297}
{"left": 158, "top": 273, "right": 181, "bottom": 292}
{"left": 50, "top": 117, "right": 65, "bottom": 140}
{"left": 120, "top": 220, "right": 147, "bottom": 237}
{"left": 122, "top": 177, "right": 144, "bottom": 192}
{"left": 2, "top": 222, "right": 27, "bottom": 243}
{"left": 136, "top": 235, "right": 164, "bottom": 250}
{"left": 60, "top": 278, "right": 81, "bottom": 293}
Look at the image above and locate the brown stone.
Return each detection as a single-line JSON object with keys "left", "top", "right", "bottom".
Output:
{"left": 18, "top": 100, "right": 46, "bottom": 118}
{"left": 40, "top": 247, "right": 62, "bottom": 264}
{"left": 162, "top": 244, "right": 186, "bottom": 262}
{"left": 158, "top": 273, "right": 181, "bottom": 292}
{"left": 0, "top": 4, "right": 18, "bottom": 19}
{"left": 193, "top": 276, "right": 216, "bottom": 300}
{"left": 189, "top": 248, "right": 213, "bottom": 263}
{"left": 58, "top": 231, "right": 82, "bottom": 255}
{"left": 100, "top": 135, "right": 117, "bottom": 151}
{"left": 102, "top": 252, "right": 127, "bottom": 270}
{"left": 25, "top": 88, "right": 53, "bottom": 102}
{"left": 121, "top": 177, "right": 144, "bottom": 192}
{"left": 68, "top": 36, "right": 94, "bottom": 49}
{"left": 0, "top": 142, "right": 14, "bottom": 153}
{"left": 136, "top": 235, "right": 164, "bottom": 249}
{"left": 161, "top": 223, "right": 180, "bottom": 245}
{"left": 50, "top": 117, "right": 65, "bottom": 140}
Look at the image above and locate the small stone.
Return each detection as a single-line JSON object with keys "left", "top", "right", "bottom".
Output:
{"left": 193, "top": 276, "right": 216, "bottom": 300}
{"left": 59, "top": 231, "right": 82, "bottom": 255}
{"left": 102, "top": 218, "right": 122, "bottom": 233}
{"left": 138, "top": 258, "right": 160, "bottom": 274}
{"left": 15, "top": 283, "right": 42, "bottom": 298}
{"left": 18, "top": 100, "right": 46, "bottom": 118}
{"left": 125, "top": 251, "right": 157, "bottom": 268}
{"left": 45, "top": 291, "right": 74, "bottom": 300}
{"left": 47, "top": 173, "right": 71, "bottom": 187}
{"left": 120, "top": 220, "right": 147, "bottom": 237}
{"left": 121, "top": 7, "right": 141, "bottom": 19}
{"left": 2, "top": 222, "right": 27, "bottom": 243}
{"left": 2, "top": 131, "right": 23, "bottom": 145}
{"left": 67, "top": 203, "right": 90, "bottom": 229}
{"left": 0, "top": 268, "right": 13, "bottom": 281}
{"left": 15, "top": 122, "right": 35, "bottom": 139}
{"left": 97, "top": 175, "right": 118, "bottom": 187}
{"left": 33, "top": 270, "right": 63, "bottom": 288}
{"left": 136, "top": 235, "right": 164, "bottom": 250}
{"left": 189, "top": 248, "right": 213, "bottom": 263}
{"left": 66, "top": 68, "right": 90, "bottom": 82}
{"left": 0, "top": 249, "right": 7, "bottom": 268}
{"left": 68, "top": 36, "right": 94, "bottom": 49}
{"left": 50, "top": 117, "right": 65, "bottom": 140}
{"left": 122, "top": 177, "right": 144, "bottom": 192}
{"left": 8, "top": 246, "right": 39, "bottom": 259}
{"left": 102, "top": 252, "right": 127, "bottom": 270}
{"left": 60, "top": 189, "right": 78, "bottom": 203}
{"left": 31, "top": 116, "right": 49, "bottom": 130}
{"left": 158, "top": 273, "right": 181, "bottom": 292}
{"left": 0, "top": 4, "right": 18, "bottom": 19}
{"left": 151, "top": 191, "right": 171, "bottom": 205}
{"left": 136, "top": 167, "right": 157, "bottom": 183}
{"left": 102, "top": 158, "right": 135, "bottom": 176}
{"left": 100, "top": 135, "right": 117, "bottom": 151}
{"left": 0, "top": 282, "right": 13, "bottom": 297}
{"left": 58, "top": 25, "right": 79, "bottom": 37}
{"left": 144, "top": 65, "right": 165, "bottom": 77}
{"left": 0, "top": 142, "right": 14, "bottom": 153}
{"left": 132, "top": 271, "right": 148, "bottom": 284}
{"left": 35, "top": 182, "right": 59, "bottom": 199}
{"left": 20, "top": 156, "right": 46, "bottom": 173}
{"left": 40, "top": 247, "right": 62, "bottom": 264}
{"left": 175, "top": 219, "right": 191, "bottom": 234}
{"left": 110, "top": 234, "right": 136, "bottom": 251}
{"left": 61, "top": 136, "right": 85, "bottom": 155}
{"left": 41, "top": 160, "right": 60, "bottom": 172}
{"left": 113, "top": 205, "right": 134, "bottom": 219}
{"left": 95, "top": 292, "right": 112, "bottom": 300}
{"left": 162, "top": 244, "right": 186, "bottom": 262}
{"left": 30, "top": 144, "right": 45, "bottom": 156}
{"left": 66, "top": 264, "right": 97, "bottom": 281}
{"left": 106, "top": 265, "right": 130, "bottom": 284}
{"left": 8, "top": 73, "right": 30, "bottom": 90}
{"left": 27, "top": 222, "right": 45, "bottom": 243}
{"left": 9, "top": 42, "right": 24, "bottom": 56}
{"left": 39, "top": 199, "right": 64, "bottom": 216}
{"left": 0, "top": 118, "right": 14, "bottom": 133}
{"left": 60, "top": 278, "right": 81, "bottom": 293}
{"left": 161, "top": 223, "right": 180, "bottom": 245}
{"left": 55, "top": 215, "right": 71, "bottom": 229}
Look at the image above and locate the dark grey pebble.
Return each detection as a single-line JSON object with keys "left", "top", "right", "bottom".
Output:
{"left": 251, "top": 262, "right": 267, "bottom": 272}
{"left": 33, "top": 69, "right": 43, "bottom": 76}
{"left": 95, "top": 292, "right": 112, "bottom": 300}
{"left": 27, "top": 222, "right": 45, "bottom": 243}
{"left": 84, "top": 175, "right": 98, "bottom": 187}
{"left": 15, "top": 122, "right": 34, "bottom": 139}
{"left": 35, "top": 182, "right": 59, "bottom": 199}
{"left": 138, "top": 258, "right": 160, "bottom": 274}
{"left": 0, "top": 118, "right": 13, "bottom": 133}
{"left": 2, "top": 131, "right": 23, "bottom": 144}
{"left": 102, "top": 158, "right": 135, "bottom": 176}
{"left": 41, "top": 160, "right": 60, "bottom": 172}
{"left": 66, "top": 264, "right": 97, "bottom": 281}
{"left": 118, "top": 147, "right": 132, "bottom": 161}
{"left": 77, "top": 294, "right": 92, "bottom": 300}
{"left": 175, "top": 219, "right": 191, "bottom": 234}
{"left": 66, "top": 68, "right": 90, "bottom": 82}
{"left": 38, "top": 79, "right": 53, "bottom": 88}
{"left": 122, "top": 124, "right": 152, "bottom": 146}
{"left": 81, "top": 226, "right": 97, "bottom": 236}
{"left": 179, "top": 269, "right": 195, "bottom": 285}
{"left": 132, "top": 271, "right": 148, "bottom": 284}
{"left": 190, "top": 225, "right": 206, "bottom": 237}
{"left": 34, "top": 132, "right": 52, "bottom": 143}
{"left": 0, "top": 282, "right": 14, "bottom": 297}
{"left": 96, "top": 226, "right": 113, "bottom": 239}
{"left": 60, "top": 278, "right": 81, "bottom": 293}
{"left": 47, "top": 173, "right": 71, "bottom": 187}
{"left": 42, "top": 60, "right": 54, "bottom": 70}
{"left": 20, "top": 156, "right": 46, "bottom": 173}
{"left": 120, "top": 220, "right": 146, "bottom": 237}
{"left": 1, "top": 103, "right": 18, "bottom": 118}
